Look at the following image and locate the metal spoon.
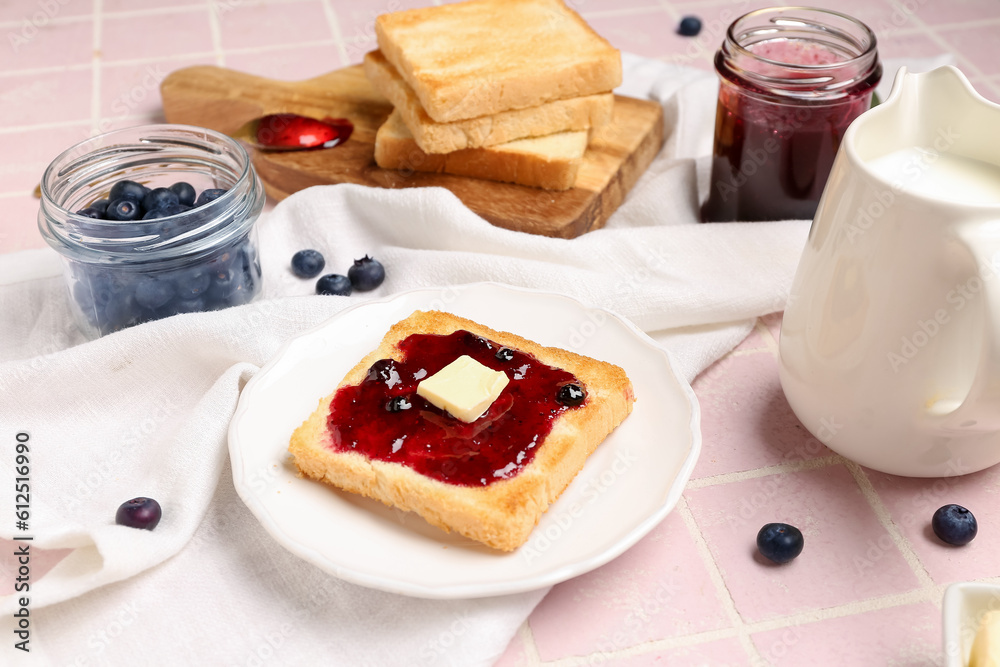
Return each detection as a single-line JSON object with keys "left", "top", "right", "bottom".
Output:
{"left": 231, "top": 113, "right": 354, "bottom": 152}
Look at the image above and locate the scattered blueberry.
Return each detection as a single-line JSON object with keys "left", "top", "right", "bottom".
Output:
{"left": 495, "top": 347, "right": 515, "bottom": 362}
{"left": 932, "top": 504, "right": 978, "bottom": 546}
{"left": 106, "top": 198, "right": 141, "bottom": 221}
{"left": 195, "top": 188, "right": 227, "bottom": 207}
{"left": 76, "top": 207, "right": 104, "bottom": 218}
{"left": 109, "top": 180, "right": 149, "bottom": 203}
{"left": 316, "top": 273, "right": 352, "bottom": 296}
{"left": 556, "top": 383, "right": 586, "bottom": 406}
{"left": 169, "top": 181, "right": 196, "bottom": 206}
{"left": 142, "top": 187, "right": 180, "bottom": 213}
{"left": 91, "top": 198, "right": 110, "bottom": 214}
{"left": 291, "top": 249, "right": 326, "bottom": 278}
{"left": 677, "top": 15, "right": 702, "bottom": 37}
{"left": 756, "top": 523, "right": 804, "bottom": 563}
{"left": 385, "top": 396, "right": 413, "bottom": 412}
{"left": 115, "top": 497, "right": 161, "bottom": 530}
{"left": 347, "top": 255, "right": 385, "bottom": 291}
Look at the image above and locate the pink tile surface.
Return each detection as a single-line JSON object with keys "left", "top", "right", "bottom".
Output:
{"left": 217, "top": 0, "right": 333, "bottom": 50}
{"left": 685, "top": 465, "right": 922, "bottom": 623}
{"left": 1, "top": 18, "right": 93, "bottom": 72}
{"left": 750, "top": 602, "right": 941, "bottom": 666}
{"left": 867, "top": 464, "right": 1000, "bottom": 584}
{"left": 939, "top": 24, "right": 1000, "bottom": 77}
{"left": 225, "top": 43, "right": 346, "bottom": 80}
{"left": 0, "top": 70, "right": 92, "bottom": 126}
{"left": 0, "top": 0, "right": 94, "bottom": 22}
{"left": 4, "top": 1, "right": 1000, "bottom": 665}
{"left": 690, "top": 351, "right": 830, "bottom": 479}
{"left": 529, "top": 511, "right": 731, "bottom": 661}
{"left": 100, "top": 56, "right": 214, "bottom": 119}
{"left": 0, "top": 126, "right": 92, "bottom": 194}
{"left": 101, "top": 10, "right": 214, "bottom": 62}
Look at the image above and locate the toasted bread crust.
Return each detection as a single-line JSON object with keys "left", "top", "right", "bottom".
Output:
{"left": 363, "top": 50, "right": 613, "bottom": 154}
{"left": 288, "top": 310, "right": 634, "bottom": 551}
{"left": 374, "top": 109, "right": 587, "bottom": 190}
{"left": 375, "top": 0, "right": 622, "bottom": 123}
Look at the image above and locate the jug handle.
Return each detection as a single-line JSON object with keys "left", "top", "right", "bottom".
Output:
{"left": 936, "top": 223, "right": 1000, "bottom": 431}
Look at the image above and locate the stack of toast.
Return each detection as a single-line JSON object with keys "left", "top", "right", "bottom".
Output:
{"left": 365, "top": 0, "right": 622, "bottom": 191}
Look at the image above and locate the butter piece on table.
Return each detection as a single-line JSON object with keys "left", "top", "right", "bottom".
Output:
{"left": 970, "top": 610, "right": 1000, "bottom": 667}
{"left": 417, "top": 355, "right": 509, "bottom": 423}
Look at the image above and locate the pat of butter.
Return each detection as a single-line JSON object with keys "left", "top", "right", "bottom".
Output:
{"left": 417, "top": 355, "right": 509, "bottom": 423}
{"left": 971, "top": 610, "right": 1000, "bottom": 667}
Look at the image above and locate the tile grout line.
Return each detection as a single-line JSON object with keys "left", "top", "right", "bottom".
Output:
{"left": 89, "top": 0, "right": 103, "bottom": 137}
{"left": 516, "top": 619, "right": 544, "bottom": 667}
{"left": 547, "top": 585, "right": 946, "bottom": 665}
{"left": 674, "top": 496, "right": 767, "bottom": 665}
{"left": 206, "top": 0, "right": 226, "bottom": 67}
{"left": 686, "top": 455, "right": 843, "bottom": 489}
{"left": 886, "top": 0, "right": 991, "bottom": 81}
{"left": 842, "top": 460, "right": 937, "bottom": 589}
{"left": 318, "top": 0, "right": 350, "bottom": 69}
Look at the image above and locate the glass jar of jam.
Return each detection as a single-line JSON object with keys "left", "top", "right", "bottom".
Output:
{"left": 700, "top": 7, "right": 881, "bottom": 222}
{"left": 38, "top": 124, "right": 266, "bottom": 339}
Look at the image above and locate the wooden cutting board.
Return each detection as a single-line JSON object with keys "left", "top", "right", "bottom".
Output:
{"left": 161, "top": 65, "right": 664, "bottom": 238}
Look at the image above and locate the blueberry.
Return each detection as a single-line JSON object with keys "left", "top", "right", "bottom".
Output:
{"left": 173, "top": 268, "right": 211, "bottom": 299}
{"left": 347, "top": 255, "right": 385, "bottom": 291}
{"left": 194, "top": 188, "right": 227, "bottom": 207}
{"left": 115, "top": 497, "right": 161, "bottom": 530}
{"left": 290, "top": 249, "right": 325, "bottom": 278}
{"left": 677, "top": 16, "right": 702, "bottom": 36}
{"left": 142, "top": 187, "right": 180, "bottom": 213}
{"left": 91, "top": 198, "right": 110, "bottom": 214}
{"left": 207, "top": 267, "right": 251, "bottom": 306}
{"left": 386, "top": 396, "right": 413, "bottom": 412}
{"left": 365, "top": 359, "right": 401, "bottom": 387}
{"left": 316, "top": 273, "right": 352, "bottom": 296}
{"left": 932, "top": 504, "right": 978, "bottom": 546}
{"left": 169, "top": 297, "right": 206, "bottom": 315}
{"left": 109, "top": 180, "right": 149, "bottom": 203}
{"left": 76, "top": 207, "right": 104, "bottom": 219}
{"left": 169, "top": 181, "right": 196, "bottom": 206}
{"left": 462, "top": 332, "right": 493, "bottom": 351}
{"left": 134, "top": 276, "right": 175, "bottom": 310}
{"left": 556, "top": 383, "right": 586, "bottom": 406}
{"left": 495, "top": 347, "right": 515, "bottom": 362}
{"left": 756, "top": 523, "right": 804, "bottom": 563}
{"left": 142, "top": 203, "right": 189, "bottom": 220}
{"left": 106, "top": 198, "right": 141, "bottom": 221}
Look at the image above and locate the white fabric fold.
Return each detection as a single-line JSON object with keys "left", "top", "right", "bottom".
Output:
{"left": 2, "top": 52, "right": 950, "bottom": 666}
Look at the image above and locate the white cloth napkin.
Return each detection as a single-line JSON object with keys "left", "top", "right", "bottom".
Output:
{"left": 0, "top": 52, "right": 945, "bottom": 666}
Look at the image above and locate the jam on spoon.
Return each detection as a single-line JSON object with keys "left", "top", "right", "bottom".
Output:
{"left": 233, "top": 113, "right": 354, "bottom": 151}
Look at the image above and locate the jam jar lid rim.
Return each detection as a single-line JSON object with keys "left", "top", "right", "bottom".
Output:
{"left": 724, "top": 6, "right": 880, "bottom": 72}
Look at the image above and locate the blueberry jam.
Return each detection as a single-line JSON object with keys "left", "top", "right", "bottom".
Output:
{"left": 326, "top": 330, "right": 586, "bottom": 486}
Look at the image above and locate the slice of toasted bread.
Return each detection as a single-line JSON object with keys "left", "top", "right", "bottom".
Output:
{"left": 375, "top": 0, "right": 622, "bottom": 123}
{"left": 374, "top": 109, "right": 587, "bottom": 190}
{"left": 288, "top": 310, "right": 635, "bottom": 552}
{"left": 363, "top": 50, "right": 614, "bottom": 154}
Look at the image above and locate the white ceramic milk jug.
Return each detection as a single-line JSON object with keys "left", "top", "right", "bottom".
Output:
{"left": 779, "top": 66, "right": 1000, "bottom": 477}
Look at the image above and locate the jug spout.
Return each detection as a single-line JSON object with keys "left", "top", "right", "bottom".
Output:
{"left": 847, "top": 66, "right": 1000, "bottom": 172}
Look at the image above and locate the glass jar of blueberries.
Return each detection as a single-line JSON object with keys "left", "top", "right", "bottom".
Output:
{"left": 38, "top": 124, "right": 266, "bottom": 339}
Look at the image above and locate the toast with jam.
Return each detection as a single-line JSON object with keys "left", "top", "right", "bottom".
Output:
{"left": 288, "top": 310, "right": 634, "bottom": 551}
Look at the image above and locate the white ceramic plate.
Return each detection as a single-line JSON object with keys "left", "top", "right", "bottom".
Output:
{"left": 228, "top": 283, "right": 701, "bottom": 599}
{"left": 943, "top": 581, "right": 1000, "bottom": 666}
